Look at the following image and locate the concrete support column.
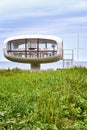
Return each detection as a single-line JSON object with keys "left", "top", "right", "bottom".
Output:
{"left": 31, "top": 63, "right": 40, "bottom": 71}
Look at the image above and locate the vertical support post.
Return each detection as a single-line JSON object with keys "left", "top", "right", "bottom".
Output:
{"left": 45, "top": 42, "right": 47, "bottom": 49}
{"left": 37, "top": 39, "right": 39, "bottom": 58}
{"left": 71, "top": 49, "right": 74, "bottom": 67}
{"left": 31, "top": 63, "right": 40, "bottom": 71}
{"left": 9, "top": 42, "right": 12, "bottom": 50}
{"left": 62, "top": 49, "right": 64, "bottom": 68}
{"left": 62, "top": 41, "right": 63, "bottom": 59}
{"left": 25, "top": 39, "right": 27, "bottom": 58}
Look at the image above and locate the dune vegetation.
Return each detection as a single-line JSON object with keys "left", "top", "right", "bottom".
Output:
{"left": 0, "top": 67, "right": 87, "bottom": 130}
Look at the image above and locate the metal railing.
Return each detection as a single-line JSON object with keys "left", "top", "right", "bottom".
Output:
{"left": 63, "top": 49, "right": 74, "bottom": 68}
{"left": 7, "top": 49, "right": 58, "bottom": 58}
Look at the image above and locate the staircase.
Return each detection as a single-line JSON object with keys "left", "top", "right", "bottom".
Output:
{"left": 63, "top": 49, "right": 74, "bottom": 68}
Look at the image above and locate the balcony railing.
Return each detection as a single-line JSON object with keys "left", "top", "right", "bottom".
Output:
{"left": 7, "top": 49, "right": 58, "bottom": 58}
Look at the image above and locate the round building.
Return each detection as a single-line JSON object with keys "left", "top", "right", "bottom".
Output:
{"left": 3, "top": 35, "right": 63, "bottom": 70}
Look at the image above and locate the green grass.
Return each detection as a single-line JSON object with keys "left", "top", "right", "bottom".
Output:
{"left": 0, "top": 67, "right": 87, "bottom": 130}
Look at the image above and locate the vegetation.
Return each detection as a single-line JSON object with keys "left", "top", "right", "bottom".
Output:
{"left": 0, "top": 67, "right": 87, "bottom": 130}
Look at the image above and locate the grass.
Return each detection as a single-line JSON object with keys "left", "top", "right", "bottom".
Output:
{"left": 0, "top": 67, "right": 87, "bottom": 130}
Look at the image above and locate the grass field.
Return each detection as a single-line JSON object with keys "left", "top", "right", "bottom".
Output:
{"left": 0, "top": 67, "right": 87, "bottom": 130}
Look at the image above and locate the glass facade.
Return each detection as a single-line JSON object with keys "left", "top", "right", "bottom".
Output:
{"left": 7, "top": 38, "right": 58, "bottom": 59}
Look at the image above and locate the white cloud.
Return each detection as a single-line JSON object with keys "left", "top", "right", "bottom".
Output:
{"left": 0, "top": 0, "right": 87, "bottom": 62}
{"left": 73, "top": 0, "right": 87, "bottom": 9}
{"left": 1, "top": 0, "right": 87, "bottom": 22}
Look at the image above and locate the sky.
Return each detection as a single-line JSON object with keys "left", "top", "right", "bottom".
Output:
{"left": 0, "top": 0, "right": 87, "bottom": 68}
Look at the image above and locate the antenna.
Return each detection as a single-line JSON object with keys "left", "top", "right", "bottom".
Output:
{"left": 77, "top": 33, "right": 79, "bottom": 62}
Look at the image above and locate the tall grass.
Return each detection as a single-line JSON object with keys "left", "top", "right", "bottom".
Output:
{"left": 0, "top": 67, "right": 87, "bottom": 129}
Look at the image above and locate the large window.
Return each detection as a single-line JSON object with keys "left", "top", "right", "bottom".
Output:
{"left": 7, "top": 39, "right": 57, "bottom": 58}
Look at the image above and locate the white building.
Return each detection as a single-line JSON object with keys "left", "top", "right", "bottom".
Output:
{"left": 3, "top": 35, "right": 63, "bottom": 70}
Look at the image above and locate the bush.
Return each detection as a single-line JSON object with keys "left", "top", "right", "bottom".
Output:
{"left": 0, "top": 67, "right": 87, "bottom": 129}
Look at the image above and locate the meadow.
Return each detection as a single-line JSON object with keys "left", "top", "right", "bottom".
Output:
{"left": 0, "top": 67, "right": 87, "bottom": 130}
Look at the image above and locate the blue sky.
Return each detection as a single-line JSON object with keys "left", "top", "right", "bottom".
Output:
{"left": 0, "top": 0, "right": 87, "bottom": 64}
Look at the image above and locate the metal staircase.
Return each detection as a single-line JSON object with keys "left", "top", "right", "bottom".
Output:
{"left": 63, "top": 49, "right": 74, "bottom": 68}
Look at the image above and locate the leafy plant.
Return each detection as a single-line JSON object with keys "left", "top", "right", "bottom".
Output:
{"left": 0, "top": 67, "right": 87, "bottom": 129}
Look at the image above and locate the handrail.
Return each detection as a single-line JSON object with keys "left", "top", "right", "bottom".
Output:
{"left": 7, "top": 50, "right": 57, "bottom": 52}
